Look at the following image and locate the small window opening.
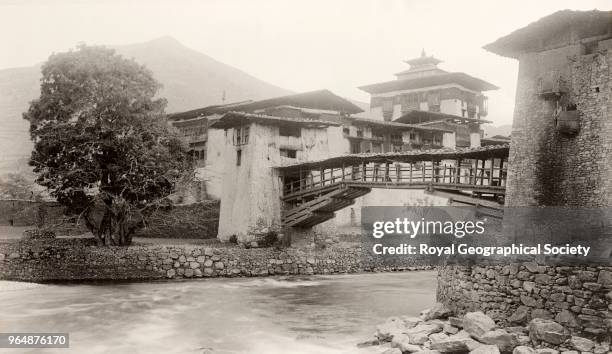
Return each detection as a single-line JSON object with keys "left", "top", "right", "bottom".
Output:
{"left": 236, "top": 149, "right": 242, "bottom": 166}
{"left": 280, "top": 149, "right": 297, "bottom": 158}
{"left": 279, "top": 126, "right": 301, "bottom": 137}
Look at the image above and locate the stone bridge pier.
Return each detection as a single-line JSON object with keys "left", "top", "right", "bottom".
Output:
{"left": 437, "top": 10, "right": 612, "bottom": 339}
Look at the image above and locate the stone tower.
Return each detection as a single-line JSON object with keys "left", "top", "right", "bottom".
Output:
{"left": 484, "top": 10, "right": 612, "bottom": 207}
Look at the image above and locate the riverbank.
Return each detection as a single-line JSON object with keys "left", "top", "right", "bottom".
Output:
{"left": 361, "top": 303, "right": 611, "bottom": 354}
{"left": 0, "top": 238, "right": 432, "bottom": 282}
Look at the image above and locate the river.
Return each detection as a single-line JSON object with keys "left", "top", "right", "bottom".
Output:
{"left": 0, "top": 271, "right": 437, "bottom": 354}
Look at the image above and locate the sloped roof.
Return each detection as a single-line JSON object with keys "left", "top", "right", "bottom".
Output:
{"left": 404, "top": 54, "right": 443, "bottom": 66}
{"left": 169, "top": 89, "right": 364, "bottom": 121}
{"left": 484, "top": 10, "right": 612, "bottom": 58}
{"left": 359, "top": 72, "right": 498, "bottom": 94}
{"left": 481, "top": 135, "right": 511, "bottom": 146}
{"left": 344, "top": 116, "right": 454, "bottom": 133}
{"left": 274, "top": 144, "right": 510, "bottom": 173}
{"left": 394, "top": 110, "right": 492, "bottom": 124}
{"left": 209, "top": 111, "right": 341, "bottom": 129}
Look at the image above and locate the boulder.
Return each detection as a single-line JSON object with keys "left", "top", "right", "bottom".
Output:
{"left": 401, "top": 316, "right": 423, "bottom": 329}
{"left": 426, "top": 303, "right": 453, "bottom": 320}
{"left": 530, "top": 309, "right": 553, "bottom": 320}
{"left": 508, "top": 306, "right": 531, "bottom": 325}
{"left": 406, "top": 323, "right": 444, "bottom": 344}
{"left": 375, "top": 317, "right": 407, "bottom": 341}
{"left": 429, "top": 333, "right": 450, "bottom": 344}
{"left": 505, "top": 327, "right": 527, "bottom": 335}
{"left": 443, "top": 324, "right": 459, "bottom": 335}
{"left": 451, "top": 330, "right": 471, "bottom": 339}
{"left": 569, "top": 336, "right": 595, "bottom": 352}
{"left": 470, "top": 345, "right": 500, "bottom": 354}
{"left": 528, "top": 319, "right": 570, "bottom": 345}
{"left": 382, "top": 348, "right": 403, "bottom": 354}
{"left": 356, "top": 339, "right": 380, "bottom": 348}
{"left": 512, "top": 346, "right": 535, "bottom": 354}
{"left": 534, "top": 349, "right": 558, "bottom": 354}
{"left": 597, "top": 270, "right": 612, "bottom": 287}
{"left": 430, "top": 339, "right": 470, "bottom": 353}
{"left": 523, "top": 262, "right": 539, "bottom": 273}
{"left": 520, "top": 296, "right": 538, "bottom": 307}
{"left": 463, "top": 312, "right": 496, "bottom": 339}
{"left": 515, "top": 336, "right": 530, "bottom": 346}
{"left": 409, "top": 331, "right": 431, "bottom": 345}
{"left": 449, "top": 317, "right": 464, "bottom": 328}
{"left": 420, "top": 308, "right": 431, "bottom": 319}
{"left": 593, "top": 343, "right": 610, "bottom": 354}
{"left": 391, "top": 334, "right": 422, "bottom": 353}
{"left": 554, "top": 311, "right": 578, "bottom": 328}
{"left": 480, "top": 329, "right": 517, "bottom": 352}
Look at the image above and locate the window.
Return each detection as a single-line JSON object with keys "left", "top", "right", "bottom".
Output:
{"left": 342, "top": 127, "right": 350, "bottom": 135}
{"left": 350, "top": 141, "right": 361, "bottom": 154}
{"left": 382, "top": 99, "right": 393, "bottom": 112}
{"left": 233, "top": 126, "right": 249, "bottom": 146}
{"left": 372, "top": 131, "right": 385, "bottom": 140}
{"left": 356, "top": 129, "right": 364, "bottom": 138}
{"left": 391, "top": 134, "right": 402, "bottom": 142}
{"left": 409, "top": 132, "right": 417, "bottom": 141}
{"left": 433, "top": 135, "right": 442, "bottom": 146}
{"left": 372, "top": 142, "right": 382, "bottom": 153}
{"left": 236, "top": 149, "right": 242, "bottom": 166}
{"left": 280, "top": 149, "right": 297, "bottom": 158}
{"left": 189, "top": 149, "right": 206, "bottom": 162}
{"left": 279, "top": 125, "right": 301, "bottom": 137}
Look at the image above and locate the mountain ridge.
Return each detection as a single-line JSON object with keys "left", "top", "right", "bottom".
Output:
{"left": 0, "top": 36, "right": 296, "bottom": 175}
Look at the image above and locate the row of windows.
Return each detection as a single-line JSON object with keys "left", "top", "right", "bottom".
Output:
{"left": 236, "top": 147, "right": 298, "bottom": 167}
{"left": 232, "top": 125, "right": 303, "bottom": 146}
{"left": 189, "top": 150, "right": 206, "bottom": 160}
{"left": 344, "top": 130, "right": 417, "bottom": 141}
{"left": 372, "top": 90, "right": 485, "bottom": 108}
{"left": 178, "top": 124, "right": 206, "bottom": 137}
{"left": 349, "top": 135, "right": 442, "bottom": 154}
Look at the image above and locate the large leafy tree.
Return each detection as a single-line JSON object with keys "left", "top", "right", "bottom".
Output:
{"left": 24, "top": 45, "right": 191, "bottom": 246}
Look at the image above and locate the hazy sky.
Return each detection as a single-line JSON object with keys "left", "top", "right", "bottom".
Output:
{"left": 1, "top": 0, "right": 610, "bottom": 126}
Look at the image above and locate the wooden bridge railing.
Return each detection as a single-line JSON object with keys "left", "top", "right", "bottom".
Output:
{"left": 281, "top": 158, "right": 507, "bottom": 198}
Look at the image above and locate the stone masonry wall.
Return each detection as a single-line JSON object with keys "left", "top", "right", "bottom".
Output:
{"left": 438, "top": 263, "right": 612, "bottom": 340}
{"left": 0, "top": 239, "right": 431, "bottom": 282}
{"left": 505, "top": 46, "right": 612, "bottom": 207}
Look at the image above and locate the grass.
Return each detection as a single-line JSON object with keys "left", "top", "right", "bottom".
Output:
{"left": 0, "top": 225, "right": 234, "bottom": 247}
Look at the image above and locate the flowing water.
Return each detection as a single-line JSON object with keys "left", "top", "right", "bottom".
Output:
{"left": 0, "top": 271, "right": 437, "bottom": 354}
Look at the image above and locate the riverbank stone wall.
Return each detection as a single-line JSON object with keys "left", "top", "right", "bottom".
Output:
{"left": 437, "top": 263, "right": 612, "bottom": 340}
{"left": 0, "top": 239, "right": 431, "bottom": 282}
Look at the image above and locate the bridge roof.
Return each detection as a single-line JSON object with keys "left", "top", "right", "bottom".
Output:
{"left": 274, "top": 144, "right": 509, "bottom": 174}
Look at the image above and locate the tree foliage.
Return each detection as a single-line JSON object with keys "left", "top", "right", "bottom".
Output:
{"left": 24, "top": 45, "right": 192, "bottom": 245}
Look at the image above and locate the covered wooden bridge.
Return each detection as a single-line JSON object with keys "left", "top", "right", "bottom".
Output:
{"left": 275, "top": 145, "right": 509, "bottom": 227}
